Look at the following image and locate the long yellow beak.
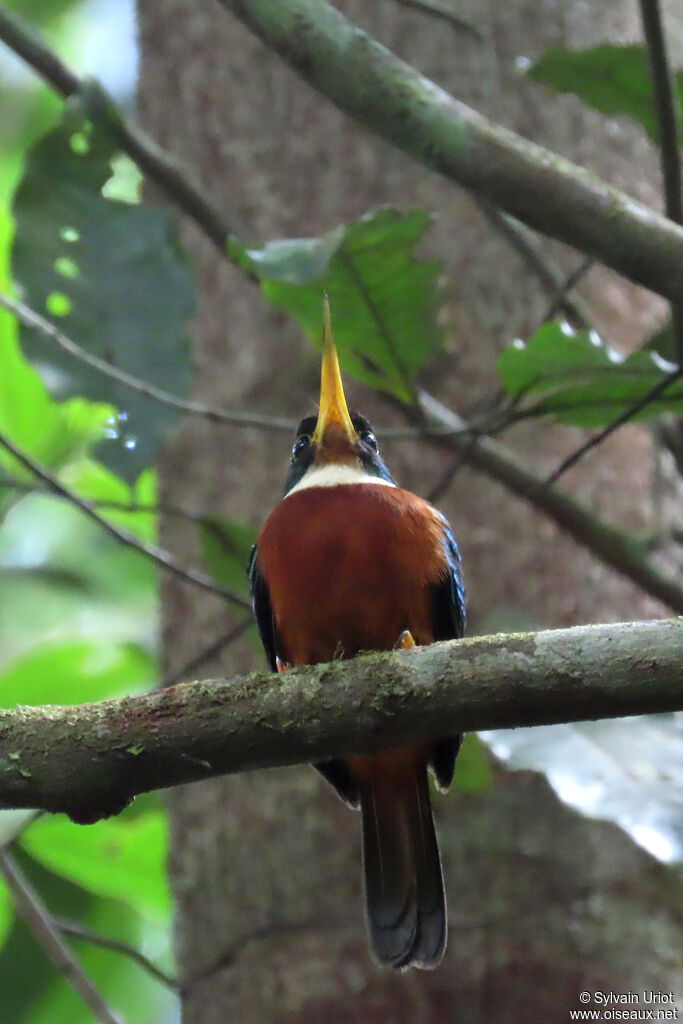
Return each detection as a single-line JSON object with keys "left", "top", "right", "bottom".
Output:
{"left": 312, "top": 295, "right": 356, "bottom": 445}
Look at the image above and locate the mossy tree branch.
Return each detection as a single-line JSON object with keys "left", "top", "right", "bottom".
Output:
{"left": 0, "top": 619, "right": 680, "bottom": 825}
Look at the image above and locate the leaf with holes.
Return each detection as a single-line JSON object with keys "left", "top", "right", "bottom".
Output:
{"left": 11, "top": 94, "right": 195, "bottom": 481}
{"left": 497, "top": 323, "right": 682, "bottom": 427}
{"left": 528, "top": 44, "right": 683, "bottom": 144}
{"left": 233, "top": 209, "right": 443, "bottom": 402}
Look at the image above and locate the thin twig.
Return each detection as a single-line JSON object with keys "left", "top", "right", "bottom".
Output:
{"left": 415, "top": 389, "right": 683, "bottom": 612}
{"left": 0, "top": 6, "right": 247, "bottom": 265}
{"left": 0, "top": 293, "right": 297, "bottom": 435}
{"left": 538, "top": 255, "right": 594, "bottom": 328}
{"left": 160, "top": 617, "right": 254, "bottom": 688}
{"left": 475, "top": 201, "right": 592, "bottom": 331}
{"left": 0, "top": 294, "right": 459, "bottom": 444}
{"left": 0, "top": 431, "right": 250, "bottom": 609}
{"left": 389, "top": 0, "right": 484, "bottom": 40}
{"left": 541, "top": 369, "right": 682, "bottom": 490}
{"left": 639, "top": 0, "right": 683, "bottom": 227}
{"left": 425, "top": 435, "right": 479, "bottom": 503}
{"left": 52, "top": 918, "right": 178, "bottom": 992}
{"left": 639, "top": 0, "right": 683, "bottom": 370}
{"left": 0, "top": 849, "right": 126, "bottom": 1024}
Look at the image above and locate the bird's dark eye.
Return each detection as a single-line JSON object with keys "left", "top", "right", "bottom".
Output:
{"left": 292, "top": 435, "right": 310, "bottom": 459}
{"left": 360, "top": 430, "right": 378, "bottom": 451}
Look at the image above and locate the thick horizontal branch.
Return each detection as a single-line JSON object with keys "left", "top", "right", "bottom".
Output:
{"left": 0, "top": 619, "right": 680, "bottom": 824}
{"left": 220, "top": 0, "right": 683, "bottom": 304}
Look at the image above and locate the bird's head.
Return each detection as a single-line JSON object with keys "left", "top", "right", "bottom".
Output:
{"left": 283, "top": 298, "right": 395, "bottom": 496}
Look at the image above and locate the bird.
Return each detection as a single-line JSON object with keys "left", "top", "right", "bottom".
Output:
{"left": 248, "top": 298, "right": 465, "bottom": 970}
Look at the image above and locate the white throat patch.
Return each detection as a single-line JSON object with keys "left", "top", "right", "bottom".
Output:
{"left": 287, "top": 462, "right": 396, "bottom": 496}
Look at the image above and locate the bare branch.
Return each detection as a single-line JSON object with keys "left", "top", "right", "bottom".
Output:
{"left": 639, "top": 0, "right": 683, "bottom": 368}
{"left": 0, "top": 294, "right": 297, "bottom": 435}
{"left": 160, "top": 618, "right": 254, "bottom": 688}
{"left": 53, "top": 918, "right": 178, "bottom": 992}
{"left": 0, "top": 619, "right": 680, "bottom": 823}
{"left": 0, "top": 850, "right": 126, "bottom": 1024}
{"left": 0, "top": 431, "right": 250, "bottom": 609}
{"left": 218, "top": 0, "right": 683, "bottom": 304}
{"left": 541, "top": 369, "right": 682, "bottom": 489}
{"left": 388, "top": 0, "right": 484, "bottom": 41}
{"left": 476, "top": 203, "right": 592, "bottom": 330}
{"left": 538, "top": 256, "right": 594, "bottom": 329}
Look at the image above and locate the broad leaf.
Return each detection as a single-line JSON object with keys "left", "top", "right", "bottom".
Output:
{"left": 528, "top": 44, "right": 683, "bottom": 144}
{"left": 498, "top": 322, "right": 682, "bottom": 427}
{"left": 11, "top": 93, "right": 195, "bottom": 481}
{"left": 481, "top": 714, "right": 683, "bottom": 864}
{"left": 234, "top": 208, "right": 443, "bottom": 402}
{"left": 22, "top": 811, "right": 170, "bottom": 920}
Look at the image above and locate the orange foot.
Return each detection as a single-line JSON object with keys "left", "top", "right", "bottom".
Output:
{"left": 395, "top": 629, "right": 416, "bottom": 650}
{"left": 276, "top": 656, "right": 292, "bottom": 673}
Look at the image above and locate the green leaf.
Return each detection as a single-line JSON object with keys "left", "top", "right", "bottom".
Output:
{"left": 528, "top": 44, "right": 683, "bottom": 144}
{"left": 497, "top": 323, "right": 682, "bottom": 427}
{"left": 11, "top": 94, "right": 195, "bottom": 481}
{"left": 3, "top": 0, "right": 83, "bottom": 26}
{"left": 0, "top": 639, "right": 154, "bottom": 707}
{"left": 234, "top": 208, "right": 443, "bottom": 401}
{"left": 451, "top": 734, "right": 492, "bottom": 792}
{"left": 0, "top": 881, "right": 11, "bottom": 951}
{"left": 21, "top": 811, "right": 170, "bottom": 921}
{"left": 199, "top": 517, "right": 257, "bottom": 596}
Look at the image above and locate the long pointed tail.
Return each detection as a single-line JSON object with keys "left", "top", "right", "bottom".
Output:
{"left": 359, "top": 760, "right": 446, "bottom": 970}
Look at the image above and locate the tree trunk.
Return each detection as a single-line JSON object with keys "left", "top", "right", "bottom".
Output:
{"left": 136, "top": 1, "right": 682, "bottom": 1020}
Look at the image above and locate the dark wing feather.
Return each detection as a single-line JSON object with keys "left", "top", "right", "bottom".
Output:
{"left": 429, "top": 518, "right": 466, "bottom": 791}
{"left": 430, "top": 518, "right": 466, "bottom": 642}
{"left": 247, "top": 544, "right": 279, "bottom": 672}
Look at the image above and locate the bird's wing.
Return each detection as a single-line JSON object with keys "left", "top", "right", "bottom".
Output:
{"left": 429, "top": 518, "right": 466, "bottom": 790}
{"left": 430, "top": 518, "right": 466, "bottom": 642}
{"left": 247, "top": 545, "right": 279, "bottom": 672}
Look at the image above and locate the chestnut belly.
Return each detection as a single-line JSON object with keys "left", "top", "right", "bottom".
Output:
{"left": 256, "top": 483, "right": 447, "bottom": 665}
